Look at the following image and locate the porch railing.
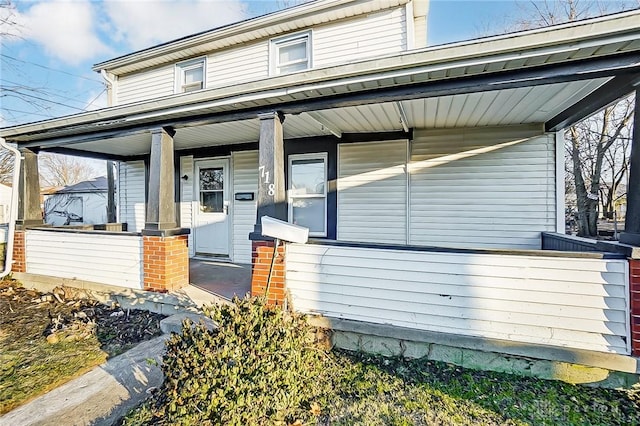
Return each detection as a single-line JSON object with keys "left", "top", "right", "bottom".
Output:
{"left": 24, "top": 227, "right": 143, "bottom": 289}
{"left": 286, "top": 240, "right": 630, "bottom": 355}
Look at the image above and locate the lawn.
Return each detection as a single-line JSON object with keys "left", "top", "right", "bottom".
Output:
{"left": 121, "top": 297, "right": 640, "bottom": 426}
{"left": 0, "top": 278, "right": 165, "bottom": 414}
{"left": 317, "top": 350, "right": 640, "bottom": 425}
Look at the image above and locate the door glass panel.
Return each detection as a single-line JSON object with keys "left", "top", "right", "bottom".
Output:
{"left": 292, "top": 197, "right": 325, "bottom": 233}
{"left": 290, "top": 159, "right": 324, "bottom": 196}
{"left": 200, "top": 168, "right": 223, "bottom": 190}
{"left": 199, "top": 167, "right": 224, "bottom": 212}
{"left": 200, "top": 191, "right": 223, "bottom": 213}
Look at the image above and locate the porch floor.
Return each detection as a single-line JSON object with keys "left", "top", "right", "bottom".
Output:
{"left": 189, "top": 258, "right": 252, "bottom": 300}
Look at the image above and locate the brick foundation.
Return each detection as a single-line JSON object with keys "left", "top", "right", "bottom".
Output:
{"left": 251, "top": 240, "right": 286, "bottom": 306}
{"left": 143, "top": 235, "right": 189, "bottom": 292}
{"left": 631, "top": 259, "right": 640, "bottom": 357}
{"left": 12, "top": 230, "right": 26, "bottom": 273}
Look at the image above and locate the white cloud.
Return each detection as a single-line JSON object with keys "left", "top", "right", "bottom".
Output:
{"left": 102, "top": 0, "right": 249, "bottom": 50}
{"left": 12, "top": 0, "right": 111, "bottom": 65}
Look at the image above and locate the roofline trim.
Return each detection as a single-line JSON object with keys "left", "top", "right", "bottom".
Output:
{"left": 92, "top": 0, "right": 407, "bottom": 74}
{"left": 3, "top": 9, "right": 639, "bottom": 139}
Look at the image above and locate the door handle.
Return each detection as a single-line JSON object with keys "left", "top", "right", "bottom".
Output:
{"left": 223, "top": 205, "right": 229, "bottom": 215}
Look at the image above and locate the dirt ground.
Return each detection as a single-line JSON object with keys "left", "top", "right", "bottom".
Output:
{"left": 0, "top": 277, "right": 165, "bottom": 413}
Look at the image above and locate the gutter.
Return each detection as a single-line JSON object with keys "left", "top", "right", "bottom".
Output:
{"left": 0, "top": 138, "right": 21, "bottom": 279}
{"left": 3, "top": 28, "right": 639, "bottom": 141}
{"left": 92, "top": 0, "right": 408, "bottom": 75}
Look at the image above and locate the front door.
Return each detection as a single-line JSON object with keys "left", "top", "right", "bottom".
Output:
{"left": 194, "top": 159, "right": 230, "bottom": 257}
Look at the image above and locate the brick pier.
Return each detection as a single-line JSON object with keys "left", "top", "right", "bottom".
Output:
{"left": 251, "top": 240, "right": 286, "bottom": 306}
{"left": 143, "top": 234, "right": 189, "bottom": 292}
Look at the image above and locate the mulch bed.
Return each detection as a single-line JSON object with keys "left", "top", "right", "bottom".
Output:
{"left": 0, "top": 277, "right": 166, "bottom": 413}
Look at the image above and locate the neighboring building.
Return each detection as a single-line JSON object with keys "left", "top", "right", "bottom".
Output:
{"left": 0, "top": 183, "right": 12, "bottom": 224}
{"left": 1, "top": 0, "right": 640, "bottom": 374}
{"left": 0, "top": 183, "right": 12, "bottom": 244}
{"left": 43, "top": 177, "right": 108, "bottom": 226}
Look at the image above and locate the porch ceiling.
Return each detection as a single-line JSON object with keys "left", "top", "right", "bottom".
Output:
{"left": 58, "top": 77, "right": 611, "bottom": 158}
{"left": 5, "top": 8, "right": 639, "bottom": 159}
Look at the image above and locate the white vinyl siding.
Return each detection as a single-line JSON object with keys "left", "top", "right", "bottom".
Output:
{"left": 112, "top": 8, "right": 406, "bottom": 104}
{"left": 25, "top": 230, "right": 144, "bottom": 289}
{"left": 180, "top": 155, "right": 195, "bottom": 257}
{"left": 287, "top": 243, "right": 630, "bottom": 355}
{"left": 118, "top": 160, "right": 146, "bottom": 233}
{"left": 208, "top": 41, "right": 269, "bottom": 88}
{"left": 232, "top": 151, "right": 258, "bottom": 264}
{"left": 314, "top": 8, "right": 406, "bottom": 67}
{"left": 117, "top": 65, "right": 174, "bottom": 104}
{"left": 338, "top": 140, "right": 407, "bottom": 244}
{"left": 409, "top": 126, "right": 555, "bottom": 249}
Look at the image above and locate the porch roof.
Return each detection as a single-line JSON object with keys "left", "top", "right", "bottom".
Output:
{"left": 1, "top": 9, "right": 639, "bottom": 159}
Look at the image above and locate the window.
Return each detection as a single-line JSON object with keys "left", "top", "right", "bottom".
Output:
{"left": 271, "top": 31, "right": 311, "bottom": 75}
{"left": 176, "top": 58, "right": 205, "bottom": 93}
{"left": 199, "top": 167, "right": 224, "bottom": 212}
{"left": 288, "top": 153, "right": 327, "bottom": 236}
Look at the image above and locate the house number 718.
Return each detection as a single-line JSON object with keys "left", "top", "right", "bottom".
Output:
{"left": 258, "top": 165, "right": 275, "bottom": 196}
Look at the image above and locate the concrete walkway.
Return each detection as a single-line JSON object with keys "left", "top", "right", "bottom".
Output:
{"left": 0, "top": 313, "right": 214, "bottom": 426}
{"left": 189, "top": 259, "right": 251, "bottom": 300}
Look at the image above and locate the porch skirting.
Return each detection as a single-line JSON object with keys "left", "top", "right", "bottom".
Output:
{"left": 310, "top": 316, "right": 639, "bottom": 389}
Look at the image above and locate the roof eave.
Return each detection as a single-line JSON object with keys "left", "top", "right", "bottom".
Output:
{"left": 3, "top": 9, "right": 640, "bottom": 142}
{"left": 92, "top": 0, "right": 408, "bottom": 75}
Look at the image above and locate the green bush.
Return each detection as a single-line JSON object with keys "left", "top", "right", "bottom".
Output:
{"left": 125, "top": 297, "right": 331, "bottom": 425}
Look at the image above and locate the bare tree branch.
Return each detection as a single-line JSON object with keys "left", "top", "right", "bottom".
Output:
{"left": 39, "top": 153, "right": 99, "bottom": 188}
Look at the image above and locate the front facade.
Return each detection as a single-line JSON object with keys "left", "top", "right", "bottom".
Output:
{"left": 2, "top": 0, "right": 640, "bottom": 371}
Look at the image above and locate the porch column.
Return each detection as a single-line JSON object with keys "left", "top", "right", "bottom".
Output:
{"left": 250, "top": 111, "right": 287, "bottom": 305}
{"left": 621, "top": 90, "right": 640, "bottom": 246}
{"left": 13, "top": 148, "right": 43, "bottom": 273}
{"left": 142, "top": 127, "right": 189, "bottom": 292}
{"left": 145, "top": 127, "right": 177, "bottom": 231}
{"left": 622, "top": 90, "right": 640, "bottom": 356}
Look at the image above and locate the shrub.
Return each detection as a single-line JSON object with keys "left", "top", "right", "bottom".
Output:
{"left": 126, "top": 297, "right": 331, "bottom": 425}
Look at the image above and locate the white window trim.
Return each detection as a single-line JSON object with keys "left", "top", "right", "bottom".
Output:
{"left": 269, "top": 31, "right": 312, "bottom": 76}
{"left": 175, "top": 57, "right": 206, "bottom": 93}
{"left": 288, "top": 152, "right": 327, "bottom": 237}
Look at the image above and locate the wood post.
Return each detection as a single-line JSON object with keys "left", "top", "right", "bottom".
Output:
{"left": 621, "top": 90, "right": 640, "bottom": 246}
{"left": 251, "top": 111, "right": 286, "bottom": 238}
{"left": 145, "top": 127, "right": 177, "bottom": 232}
{"left": 106, "top": 160, "right": 116, "bottom": 223}
{"left": 16, "top": 148, "right": 43, "bottom": 229}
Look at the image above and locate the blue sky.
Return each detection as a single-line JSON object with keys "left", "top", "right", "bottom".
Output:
{"left": 0, "top": 0, "right": 635, "bottom": 127}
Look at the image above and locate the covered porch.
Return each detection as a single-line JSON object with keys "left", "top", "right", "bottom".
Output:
{"left": 1, "top": 11, "right": 640, "bottom": 366}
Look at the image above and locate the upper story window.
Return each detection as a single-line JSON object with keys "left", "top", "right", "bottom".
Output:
{"left": 270, "top": 31, "right": 312, "bottom": 75}
{"left": 176, "top": 58, "right": 206, "bottom": 93}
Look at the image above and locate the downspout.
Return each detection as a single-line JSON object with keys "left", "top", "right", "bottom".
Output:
{"left": 0, "top": 137, "right": 21, "bottom": 278}
{"left": 101, "top": 70, "right": 118, "bottom": 106}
